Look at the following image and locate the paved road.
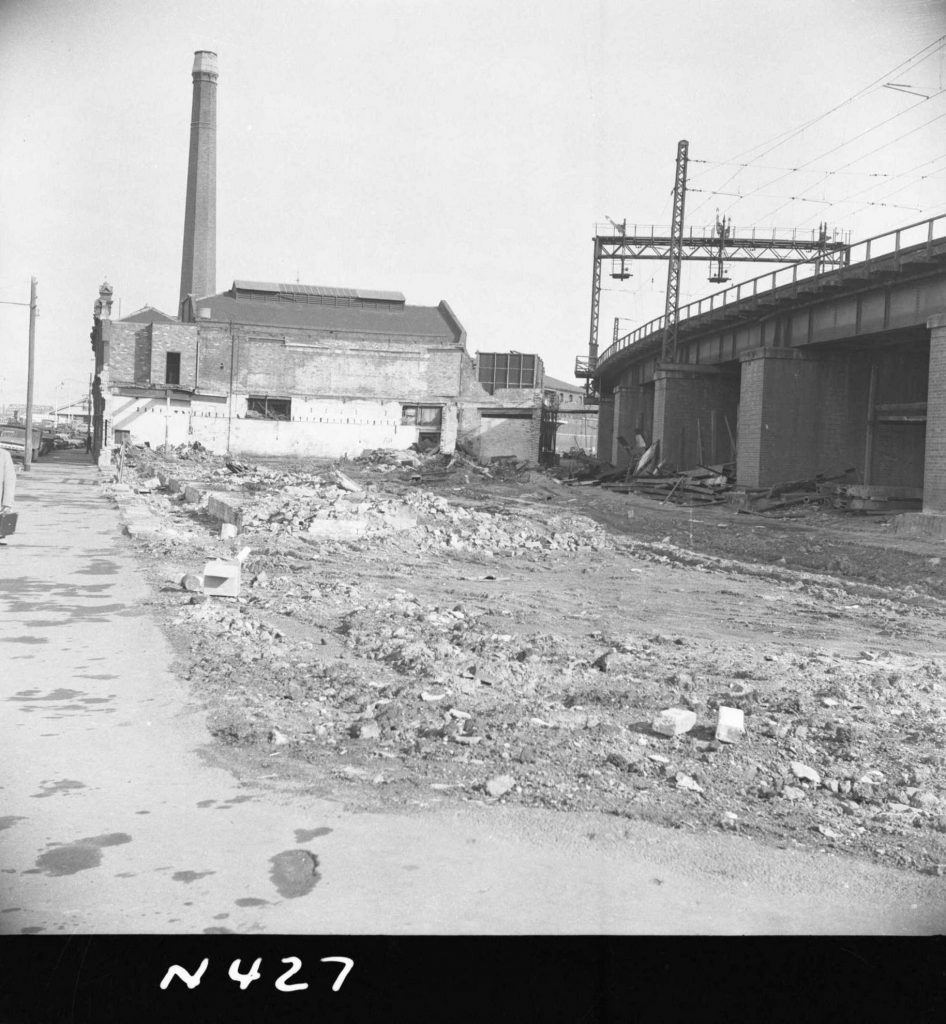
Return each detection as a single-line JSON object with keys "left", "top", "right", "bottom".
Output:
{"left": 1, "top": 451, "right": 944, "bottom": 935}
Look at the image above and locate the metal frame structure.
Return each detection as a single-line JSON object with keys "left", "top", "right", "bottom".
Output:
{"left": 662, "top": 140, "right": 690, "bottom": 361}
{"left": 577, "top": 140, "right": 851, "bottom": 390}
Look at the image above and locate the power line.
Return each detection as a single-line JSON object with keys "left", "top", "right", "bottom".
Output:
{"left": 687, "top": 34, "right": 946, "bottom": 217}
{"left": 753, "top": 109, "right": 946, "bottom": 222}
{"left": 687, "top": 186, "right": 920, "bottom": 213}
{"left": 724, "top": 94, "right": 946, "bottom": 218}
{"left": 690, "top": 158, "right": 894, "bottom": 178}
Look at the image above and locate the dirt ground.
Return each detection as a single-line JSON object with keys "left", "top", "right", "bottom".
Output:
{"left": 113, "top": 444, "right": 946, "bottom": 879}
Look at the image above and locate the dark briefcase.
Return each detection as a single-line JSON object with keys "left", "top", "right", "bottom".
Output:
{"left": 0, "top": 512, "right": 17, "bottom": 538}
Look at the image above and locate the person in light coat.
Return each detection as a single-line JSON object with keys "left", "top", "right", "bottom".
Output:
{"left": 0, "top": 447, "right": 16, "bottom": 512}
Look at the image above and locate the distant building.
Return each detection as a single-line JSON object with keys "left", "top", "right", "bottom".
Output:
{"left": 543, "top": 374, "right": 597, "bottom": 456}
{"left": 88, "top": 51, "right": 546, "bottom": 466}
{"left": 91, "top": 281, "right": 546, "bottom": 463}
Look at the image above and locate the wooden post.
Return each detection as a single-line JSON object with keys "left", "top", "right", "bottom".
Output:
{"left": 863, "top": 363, "right": 878, "bottom": 486}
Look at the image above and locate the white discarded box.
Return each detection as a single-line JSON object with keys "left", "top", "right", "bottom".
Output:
{"left": 716, "top": 706, "right": 746, "bottom": 743}
{"left": 202, "top": 560, "right": 241, "bottom": 597}
{"left": 202, "top": 547, "right": 251, "bottom": 598}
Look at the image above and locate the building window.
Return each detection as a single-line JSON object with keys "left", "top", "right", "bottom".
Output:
{"left": 247, "top": 396, "right": 292, "bottom": 421}
{"left": 476, "top": 352, "right": 538, "bottom": 394}
{"left": 401, "top": 404, "right": 442, "bottom": 449}
{"left": 165, "top": 352, "right": 181, "bottom": 386}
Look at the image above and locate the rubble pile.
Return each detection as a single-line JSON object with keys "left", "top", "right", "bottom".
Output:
{"left": 168, "top": 558, "right": 946, "bottom": 871}
{"left": 113, "top": 445, "right": 946, "bottom": 875}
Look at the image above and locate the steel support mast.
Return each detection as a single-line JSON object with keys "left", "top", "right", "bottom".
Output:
{"left": 662, "top": 140, "right": 689, "bottom": 362}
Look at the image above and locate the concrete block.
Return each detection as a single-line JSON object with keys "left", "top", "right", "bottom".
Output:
{"left": 892, "top": 513, "right": 946, "bottom": 540}
{"left": 715, "top": 706, "right": 745, "bottom": 743}
{"left": 207, "top": 492, "right": 245, "bottom": 528}
{"left": 220, "top": 523, "right": 238, "bottom": 539}
{"left": 651, "top": 708, "right": 697, "bottom": 737}
{"left": 183, "top": 484, "right": 207, "bottom": 504}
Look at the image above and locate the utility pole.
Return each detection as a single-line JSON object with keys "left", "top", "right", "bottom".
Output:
{"left": 24, "top": 277, "right": 37, "bottom": 472}
{"left": 662, "top": 140, "right": 689, "bottom": 363}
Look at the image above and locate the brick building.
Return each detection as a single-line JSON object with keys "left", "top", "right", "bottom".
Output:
{"left": 90, "top": 280, "right": 545, "bottom": 463}
{"left": 88, "top": 51, "right": 546, "bottom": 465}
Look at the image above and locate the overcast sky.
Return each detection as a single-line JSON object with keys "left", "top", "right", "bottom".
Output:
{"left": 1, "top": 0, "right": 944, "bottom": 408}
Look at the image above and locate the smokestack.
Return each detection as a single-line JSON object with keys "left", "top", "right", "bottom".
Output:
{"left": 179, "top": 50, "right": 218, "bottom": 314}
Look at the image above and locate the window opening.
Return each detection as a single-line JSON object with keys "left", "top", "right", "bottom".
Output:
{"left": 165, "top": 352, "right": 181, "bottom": 386}
{"left": 246, "top": 396, "right": 292, "bottom": 420}
{"left": 401, "top": 404, "right": 442, "bottom": 450}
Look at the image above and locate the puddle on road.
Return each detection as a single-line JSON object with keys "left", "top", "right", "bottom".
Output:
{"left": 21, "top": 926, "right": 44, "bottom": 934}
{"left": 269, "top": 850, "right": 321, "bottom": 898}
{"left": 172, "top": 870, "right": 216, "bottom": 884}
{"left": 235, "top": 897, "right": 269, "bottom": 907}
{"left": 73, "top": 560, "right": 120, "bottom": 576}
{"left": 0, "top": 816, "right": 26, "bottom": 831}
{"left": 294, "top": 827, "right": 333, "bottom": 843}
{"left": 204, "top": 927, "right": 235, "bottom": 934}
{"left": 9, "top": 688, "right": 117, "bottom": 718}
{"left": 31, "top": 779, "right": 86, "bottom": 799}
{"left": 31, "top": 832, "right": 132, "bottom": 876}
{"left": 10, "top": 688, "right": 85, "bottom": 702}
{"left": 0, "top": 637, "right": 48, "bottom": 645}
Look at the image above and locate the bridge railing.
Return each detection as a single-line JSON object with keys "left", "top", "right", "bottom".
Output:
{"left": 597, "top": 212, "right": 946, "bottom": 368}
{"left": 592, "top": 223, "right": 850, "bottom": 243}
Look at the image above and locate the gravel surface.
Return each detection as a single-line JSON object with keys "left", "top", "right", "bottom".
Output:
{"left": 113, "top": 444, "right": 946, "bottom": 879}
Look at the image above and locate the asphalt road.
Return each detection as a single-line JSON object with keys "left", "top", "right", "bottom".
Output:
{"left": 1, "top": 450, "right": 944, "bottom": 935}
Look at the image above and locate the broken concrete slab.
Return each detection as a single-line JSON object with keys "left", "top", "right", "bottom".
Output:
{"left": 893, "top": 512, "right": 946, "bottom": 540}
{"left": 790, "top": 762, "right": 822, "bottom": 786}
{"left": 304, "top": 519, "right": 369, "bottom": 541}
{"left": 206, "top": 493, "right": 245, "bottom": 529}
{"left": 485, "top": 774, "right": 516, "bottom": 798}
{"left": 651, "top": 708, "right": 697, "bottom": 737}
{"left": 716, "top": 706, "right": 746, "bottom": 744}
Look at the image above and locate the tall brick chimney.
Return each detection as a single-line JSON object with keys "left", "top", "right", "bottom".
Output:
{"left": 178, "top": 50, "right": 218, "bottom": 314}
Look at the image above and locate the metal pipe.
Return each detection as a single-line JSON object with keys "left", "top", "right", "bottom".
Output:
{"left": 23, "top": 277, "right": 37, "bottom": 472}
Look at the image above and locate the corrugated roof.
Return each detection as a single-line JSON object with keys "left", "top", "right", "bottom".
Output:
{"left": 232, "top": 280, "right": 405, "bottom": 303}
{"left": 194, "top": 293, "right": 461, "bottom": 341}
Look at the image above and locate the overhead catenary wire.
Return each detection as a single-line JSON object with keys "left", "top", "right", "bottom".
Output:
{"left": 687, "top": 34, "right": 946, "bottom": 219}
{"left": 687, "top": 186, "right": 920, "bottom": 213}
{"left": 724, "top": 95, "right": 946, "bottom": 219}
{"left": 753, "top": 108, "right": 946, "bottom": 222}
{"left": 787, "top": 151, "right": 946, "bottom": 228}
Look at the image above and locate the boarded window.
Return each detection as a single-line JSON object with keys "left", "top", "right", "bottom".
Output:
{"left": 246, "top": 396, "right": 291, "bottom": 421}
{"left": 165, "top": 352, "right": 181, "bottom": 386}
{"left": 476, "top": 352, "right": 538, "bottom": 393}
{"left": 401, "top": 405, "right": 442, "bottom": 449}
